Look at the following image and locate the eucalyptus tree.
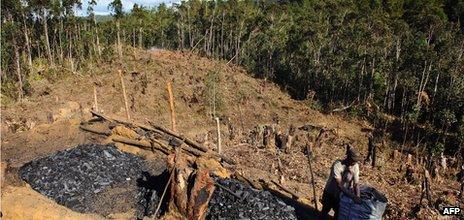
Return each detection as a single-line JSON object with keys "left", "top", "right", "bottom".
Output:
{"left": 109, "top": 0, "right": 123, "bottom": 62}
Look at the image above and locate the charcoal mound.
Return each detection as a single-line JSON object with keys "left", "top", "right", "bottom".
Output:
{"left": 20, "top": 143, "right": 164, "bottom": 217}
{"left": 207, "top": 178, "right": 298, "bottom": 220}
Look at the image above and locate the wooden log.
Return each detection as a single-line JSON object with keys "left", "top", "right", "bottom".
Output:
{"left": 91, "top": 110, "right": 159, "bottom": 134}
{"left": 79, "top": 125, "right": 111, "bottom": 136}
{"left": 112, "top": 135, "right": 169, "bottom": 155}
{"left": 90, "top": 110, "right": 236, "bottom": 165}
{"left": 180, "top": 144, "right": 203, "bottom": 157}
{"left": 118, "top": 69, "right": 130, "bottom": 120}
{"left": 151, "top": 138, "right": 173, "bottom": 152}
{"left": 271, "top": 179, "right": 300, "bottom": 200}
{"left": 148, "top": 121, "right": 208, "bottom": 152}
{"left": 112, "top": 135, "right": 150, "bottom": 148}
{"left": 235, "top": 173, "right": 262, "bottom": 190}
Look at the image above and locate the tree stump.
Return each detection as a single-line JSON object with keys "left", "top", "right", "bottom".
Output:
{"left": 263, "top": 125, "right": 276, "bottom": 151}
{"left": 420, "top": 169, "right": 432, "bottom": 207}
{"left": 187, "top": 169, "right": 216, "bottom": 220}
{"left": 168, "top": 154, "right": 193, "bottom": 216}
{"left": 405, "top": 165, "right": 416, "bottom": 183}
{"left": 440, "top": 153, "right": 447, "bottom": 171}
{"left": 391, "top": 150, "right": 400, "bottom": 161}
{"left": 407, "top": 154, "right": 413, "bottom": 165}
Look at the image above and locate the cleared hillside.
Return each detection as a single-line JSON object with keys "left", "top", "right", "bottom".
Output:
{"left": 1, "top": 50, "right": 460, "bottom": 219}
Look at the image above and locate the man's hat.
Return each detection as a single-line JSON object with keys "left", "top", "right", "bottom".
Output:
{"left": 346, "top": 147, "right": 362, "bottom": 162}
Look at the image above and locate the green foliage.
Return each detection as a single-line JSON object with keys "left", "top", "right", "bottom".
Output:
{"left": 458, "top": 116, "right": 464, "bottom": 145}
{"left": 308, "top": 100, "right": 323, "bottom": 112}
{"left": 435, "top": 109, "right": 457, "bottom": 129}
{"left": 1, "top": 0, "right": 463, "bottom": 151}
{"left": 101, "top": 46, "right": 115, "bottom": 63}
{"left": 428, "top": 142, "right": 445, "bottom": 157}
{"left": 349, "top": 105, "right": 364, "bottom": 118}
{"left": 109, "top": 0, "right": 123, "bottom": 19}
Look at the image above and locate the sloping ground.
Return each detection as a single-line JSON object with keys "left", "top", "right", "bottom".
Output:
{"left": 1, "top": 49, "right": 461, "bottom": 219}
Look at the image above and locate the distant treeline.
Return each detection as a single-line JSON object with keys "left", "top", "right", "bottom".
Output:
{"left": 1, "top": 0, "right": 463, "bottom": 153}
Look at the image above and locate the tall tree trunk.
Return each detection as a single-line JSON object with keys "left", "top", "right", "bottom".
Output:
{"left": 58, "top": 20, "right": 64, "bottom": 63}
{"left": 42, "top": 11, "right": 53, "bottom": 66}
{"left": 389, "top": 38, "right": 401, "bottom": 112}
{"left": 417, "top": 61, "right": 432, "bottom": 110}
{"left": 368, "top": 58, "right": 375, "bottom": 101}
{"left": 187, "top": 7, "right": 193, "bottom": 48}
{"left": 207, "top": 2, "right": 217, "bottom": 56}
{"left": 37, "top": 40, "right": 42, "bottom": 59}
{"left": 357, "top": 60, "right": 365, "bottom": 101}
{"left": 68, "top": 30, "right": 75, "bottom": 73}
{"left": 94, "top": 15, "right": 101, "bottom": 58}
{"left": 390, "top": 73, "right": 398, "bottom": 112}
{"left": 13, "top": 35, "right": 24, "bottom": 100}
{"left": 220, "top": 12, "right": 225, "bottom": 59}
{"left": 22, "top": 12, "right": 33, "bottom": 69}
{"left": 138, "top": 19, "right": 143, "bottom": 48}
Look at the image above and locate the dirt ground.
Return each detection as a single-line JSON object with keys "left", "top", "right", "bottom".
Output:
{"left": 1, "top": 49, "right": 462, "bottom": 219}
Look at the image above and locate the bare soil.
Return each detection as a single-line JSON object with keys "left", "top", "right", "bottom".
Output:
{"left": 1, "top": 49, "right": 461, "bottom": 219}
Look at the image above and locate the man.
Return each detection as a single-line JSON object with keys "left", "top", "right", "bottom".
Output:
{"left": 321, "top": 146, "right": 362, "bottom": 219}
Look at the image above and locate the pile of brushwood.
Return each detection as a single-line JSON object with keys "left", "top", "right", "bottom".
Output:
{"left": 20, "top": 144, "right": 164, "bottom": 218}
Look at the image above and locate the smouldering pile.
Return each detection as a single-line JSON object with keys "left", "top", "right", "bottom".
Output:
{"left": 207, "top": 178, "right": 298, "bottom": 220}
{"left": 20, "top": 144, "right": 160, "bottom": 217}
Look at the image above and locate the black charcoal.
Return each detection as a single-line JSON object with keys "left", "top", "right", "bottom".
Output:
{"left": 19, "top": 143, "right": 163, "bottom": 218}
{"left": 207, "top": 178, "right": 298, "bottom": 220}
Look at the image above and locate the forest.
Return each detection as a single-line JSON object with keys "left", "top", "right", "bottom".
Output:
{"left": 2, "top": 0, "right": 464, "bottom": 158}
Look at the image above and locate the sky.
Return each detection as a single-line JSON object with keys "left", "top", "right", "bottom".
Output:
{"left": 75, "top": 0, "right": 179, "bottom": 16}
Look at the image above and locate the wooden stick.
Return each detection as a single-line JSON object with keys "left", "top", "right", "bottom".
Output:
{"left": 234, "top": 172, "right": 263, "bottom": 190}
{"left": 79, "top": 125, "right": 111, "bottom": 136}
{"left": 93, "top": 85, "right": 98, "bottom": 111}
{"left": 306, "top": 144, "right": 319, "bottom": 211}
{"left": 118, "top": 69, "right": 130, "bottom": 120}
{"left": 166, "top": 81, "right": 176, "bottom": 132}
{"left": 270, "top": 179, "right": 300, "bottom": 200}
{"left": 214, "top": 182, "right": 242, "bottom": 199}
{"left": 154, "top": 165, "right": 175, "bottom": 218}
{"left": 112, "top": 135, "right": 169, "bottom": 155}
{"left": 277, "top": 156, "right": 285, "bottom": 184}
{"left": 215, "top": 117, "right": 222, "bottom": 154}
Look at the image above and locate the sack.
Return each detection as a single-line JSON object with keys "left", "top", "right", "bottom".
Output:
{"left": 338, "top": 186, "right": 388, "bottom": 220}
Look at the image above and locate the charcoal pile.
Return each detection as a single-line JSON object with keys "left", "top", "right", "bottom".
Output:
{"left": 207, "top": 178, "right": 298, "bottom": 220}
{"left": 20, "top": 143, "right": 166, "bottom": 218}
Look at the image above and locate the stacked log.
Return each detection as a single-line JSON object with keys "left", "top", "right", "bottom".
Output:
{"left": 80, "top": 111, "right": 235, "bottom": 166}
